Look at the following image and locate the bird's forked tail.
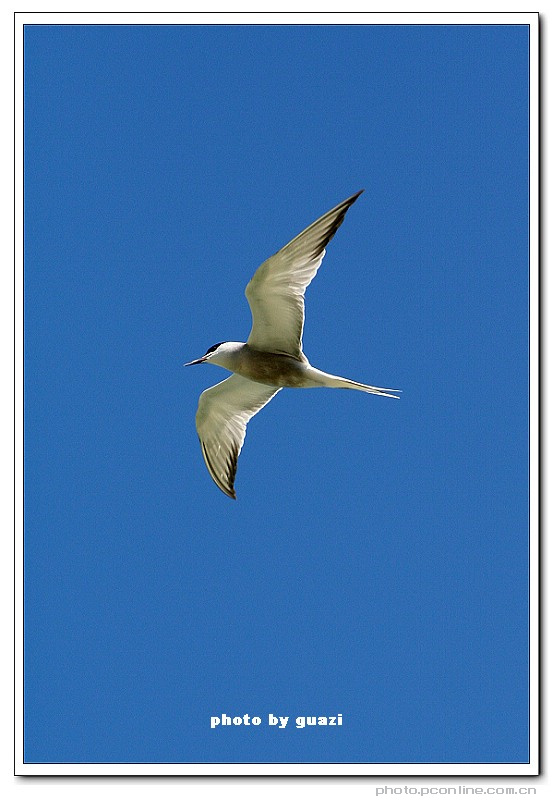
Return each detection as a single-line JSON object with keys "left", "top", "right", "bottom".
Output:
{"left": 335, "top": 377, "right": 401, "bottom": 399}
{"left": 310, "top": 369, "right": 401, "bottom": 399}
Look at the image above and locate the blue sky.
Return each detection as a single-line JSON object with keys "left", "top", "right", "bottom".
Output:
{"left": 24, "top": 24, "right": 529, "bottom": 764}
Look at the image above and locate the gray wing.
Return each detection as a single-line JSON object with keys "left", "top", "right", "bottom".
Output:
{"left": 245, "top": 190, "right": 363, "bottom": 358}
{"left": 195, "top": 374, "right": 281, "bottom": 499}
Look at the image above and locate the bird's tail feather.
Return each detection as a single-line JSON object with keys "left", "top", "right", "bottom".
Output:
{"left": 311, "top": 369, "right": 401, "bottom": 399}
{"left": 336, "top": 378, "right": 401, "bottom": 399}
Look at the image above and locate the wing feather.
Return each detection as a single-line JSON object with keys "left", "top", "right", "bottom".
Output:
{"left": 195, "top": 374, "right": 281, "bottom": 499}
{"left": 245, "top": 190, "right": 364, "bottom": 358}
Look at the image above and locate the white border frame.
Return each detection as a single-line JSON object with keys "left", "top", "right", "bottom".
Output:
{"left": 14, "top": 11, "right": 539, "bottom": 777}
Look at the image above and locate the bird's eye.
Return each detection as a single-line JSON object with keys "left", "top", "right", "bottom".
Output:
{"left": 205, "top": 342, "right": 225, "bottom": 355}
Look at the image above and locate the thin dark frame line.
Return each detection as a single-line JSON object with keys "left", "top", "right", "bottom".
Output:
{"left": 15, "top": 12, "right": 539, "bottom": 777}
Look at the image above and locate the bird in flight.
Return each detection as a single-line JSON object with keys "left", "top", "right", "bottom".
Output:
{"left": 186, "top": 190, "right": 399, "bottom": 499}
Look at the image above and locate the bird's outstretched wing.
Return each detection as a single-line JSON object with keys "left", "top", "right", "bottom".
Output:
{"left": 245, "top": 190, "right": 364, "bottom": 359}
{"left": 195, "top": 374, "right": 281, "bottom": 499}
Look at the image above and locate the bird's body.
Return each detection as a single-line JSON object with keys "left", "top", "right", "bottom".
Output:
{"left": 186, "top": 190, "right": 399, "bottom": 499}
{"left": 198, "top": 342, "right": 309, "bottom": 388}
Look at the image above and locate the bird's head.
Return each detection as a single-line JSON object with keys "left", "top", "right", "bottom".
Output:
{"left": 184, "top": 341, "right": 242, "bottom": 369}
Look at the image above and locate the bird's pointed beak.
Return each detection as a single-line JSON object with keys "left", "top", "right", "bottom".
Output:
{"left": 184, "top": 357, "right": 206, "bottom": 366}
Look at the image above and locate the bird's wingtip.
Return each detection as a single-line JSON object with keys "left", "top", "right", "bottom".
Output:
{"left": 345, "top": 189, "right": 364, "bottom": 206}
{"left": 223, "top": 484, "right": 237, "bottom": 500}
